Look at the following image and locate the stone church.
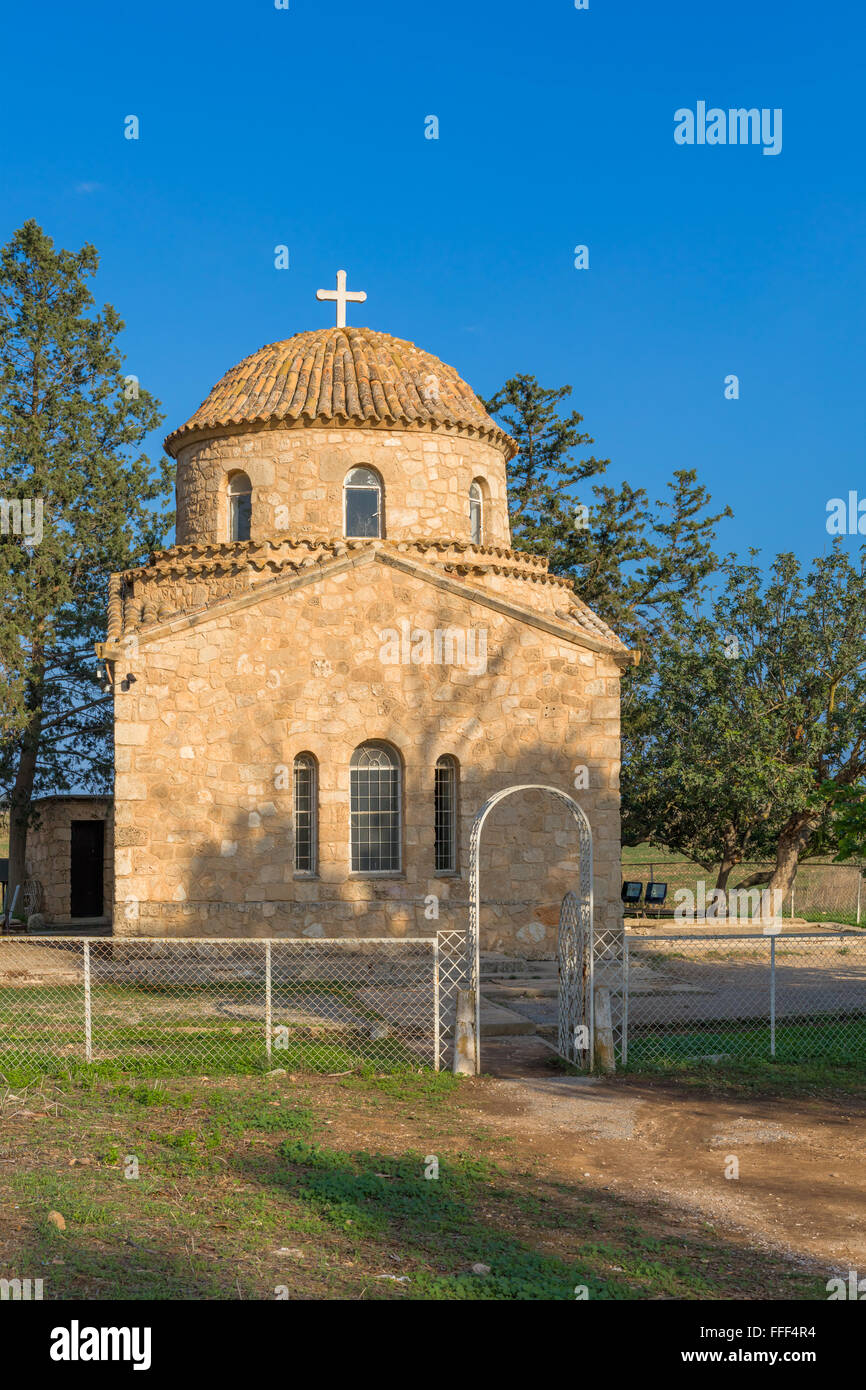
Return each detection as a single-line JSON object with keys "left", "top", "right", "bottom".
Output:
{"left": 28, "top": 284, "right": 632, "bottom": 954}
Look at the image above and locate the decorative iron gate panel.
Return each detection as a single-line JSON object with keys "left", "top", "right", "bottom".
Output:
{"left": 594, "top": 920, "right": 626, "bottom": 1064}
{"left": 435, "top": 929, "right": 471, "bottom": 1070}
{"left": 557, "top": 890, "right": 592, "bottom": 1064}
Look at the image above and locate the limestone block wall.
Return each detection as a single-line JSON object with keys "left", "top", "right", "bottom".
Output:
{"left": 111, "top": 561, "right": 622, "bottom": 954}
{"left": 174, "top": 427, "right": 512, "bottom": 550}
{"left": 24, "top": 797, "right": 114, "bottom": 921}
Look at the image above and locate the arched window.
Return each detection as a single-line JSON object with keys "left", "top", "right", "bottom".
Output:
{"left": 434, "top": 755, "right": 458, "bottom": 873}
{"left": 344, "top": 467, "right": 383, "bottom": 538}
{"left": 228, "top": 472, "right": 252, "bottom": 542}
{"left": 469, "top": 480, "right": 483, "bottom": 545}
{"left": 293, "top": 754, "right": 318, "bottom": 875}
{"left": 350, "top": 743, "right": 400, "bottom": 872}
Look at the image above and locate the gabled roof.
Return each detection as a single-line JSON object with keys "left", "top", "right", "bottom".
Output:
{"left": 100, "top": 543, "right": 634, "bottom": 668}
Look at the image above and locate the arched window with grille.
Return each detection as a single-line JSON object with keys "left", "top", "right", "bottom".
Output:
{"left": 293, "top": 753, "right": 318, "bottom": 875}
{"left": 344, "top": 467, "right": 383, "bottom": 538}
{"left": 228, "top": 472, "right": 252, "bottom": 542}
{"left": 469, "top": 480, "right": 483, "bottom": 545}
{"left": 434, "top": 755, "right": 458, "bottom": 872}
{"left": 350, "top": 743, "right": 401, "bottom": 872}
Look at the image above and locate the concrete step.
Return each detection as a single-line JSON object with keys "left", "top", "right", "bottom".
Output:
{"left": 479, "top": 996, "right": 537, "bottom": 1038}
{"left": 483, "top": 980, "right": 558, "bottom": 1000}
{"left": 480, "top": 955, "right": 557, "bottom": 982}
{"left": 26, "top": 919, "right": 112, "bottom": 937}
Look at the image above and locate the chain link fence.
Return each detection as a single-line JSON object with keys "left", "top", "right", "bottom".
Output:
{"left": 622, "top": 931, "right": 866, "bottom": 1067}
{"left": 0, "top": 936, "right": 443, "bottom": 1076}
{"left": 624, "top": 860, "right": 864, "bottom": 925}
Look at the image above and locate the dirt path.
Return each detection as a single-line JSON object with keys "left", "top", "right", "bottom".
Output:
{"left": 465, "top": 1039, "right": 865, "bottom": 1274}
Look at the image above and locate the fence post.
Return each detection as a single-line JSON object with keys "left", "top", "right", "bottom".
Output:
{"left": 264, "top": 941, "right": 272, "bottom": 1061}
{"left": 593, "top": 987, "right": 616, "bottom": 1074}
{"left": 83, "top": 941, "right": 92, "bottom": 1064}
{"left": 432, "top": 938, "right": 440, "bottom": 1073}
{"left": 621, "top": 934, "right": 629, "bottom": 1067}
{"left": 857, "top": 868, "right": 862, "bottom": 926}
{"left": 452, "top": 988, "right": 476, "bottom": 1075}
{"left": 769, "top": 936, "right": 776, "bottom": 1058}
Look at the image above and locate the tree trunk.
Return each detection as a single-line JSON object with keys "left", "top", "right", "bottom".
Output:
{"left": 6, "top": 683, "right": 43, "bottom": 925}
{"left": 732, "top": 869, "right": 773, "bottom": 891}
{"left": 714, "top": 827, "right": 743, "bottom": 893}
{"left": 767, "top": 810, "right": 822, "bottom": 903}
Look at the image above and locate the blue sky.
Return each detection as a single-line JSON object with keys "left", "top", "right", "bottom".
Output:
{"left": 2, "top": 0, "right": 864, "bottom": 566}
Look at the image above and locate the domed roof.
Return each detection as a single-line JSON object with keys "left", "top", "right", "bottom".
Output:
{"left": 165, "top": 326, "right": 517, "bottom": 458}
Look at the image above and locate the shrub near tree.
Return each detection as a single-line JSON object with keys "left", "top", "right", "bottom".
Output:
{"left": 0, "top": 221, "right": 173, "bottom": 910}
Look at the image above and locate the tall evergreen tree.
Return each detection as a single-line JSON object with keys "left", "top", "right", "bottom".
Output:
{"left": 0, "top": 221, "right": 172, "bottom": 912}
{"left": 483, "top": 375, "right": 731, "bottom": 657}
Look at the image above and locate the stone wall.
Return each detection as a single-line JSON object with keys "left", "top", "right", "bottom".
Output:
{"left": 111, "top": 557, "right": 622, "bottom": 954}
{"left": 24, "top": 797, "right": 114, "bottom": 922}
{"left": 174, "top": 427, "right": 512, "bottom": 550}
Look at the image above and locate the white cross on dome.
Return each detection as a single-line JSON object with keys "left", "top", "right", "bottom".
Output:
{"left": 316, "top": 269, "right": 367, "bottom": 328}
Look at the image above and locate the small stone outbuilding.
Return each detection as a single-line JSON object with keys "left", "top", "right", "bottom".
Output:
{"left": 23, "top": 796, "right": 114, "bottom": 925}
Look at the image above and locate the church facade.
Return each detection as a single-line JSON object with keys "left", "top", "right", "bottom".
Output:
{"left": 90, "top": 316, "right": 631, "bottom": 954}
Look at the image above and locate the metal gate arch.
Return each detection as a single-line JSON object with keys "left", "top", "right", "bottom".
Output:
{"left": 468, "top": 785, "right": 593, "bottom": 1073}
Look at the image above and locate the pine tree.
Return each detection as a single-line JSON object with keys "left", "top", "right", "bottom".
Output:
{"left": 483, "top": 375, "right": 731, "bottom": 657}
{"left": 0, "top": 221, "right": 173, "bottom": 914}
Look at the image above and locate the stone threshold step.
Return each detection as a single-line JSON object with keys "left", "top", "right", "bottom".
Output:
{"left": 479, "top": 997, "right": 537, "bottom": 1038}
{"left": 483, "top": 981, "right": 558, "bottom": 1000}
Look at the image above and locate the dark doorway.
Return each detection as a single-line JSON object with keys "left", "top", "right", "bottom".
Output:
{"left": 70, "top": 820, "right": 104, "bottom": 918}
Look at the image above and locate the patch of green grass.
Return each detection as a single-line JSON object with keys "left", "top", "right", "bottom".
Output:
{"left": 622, "top": 1051, "right": 866, "bottom": 1097}
{"left": 799, "top": 910, "right": 863, "bottom": 928}
{"left": 111, "top": 1081, "right": 173, "bottom": 1107}
{"left": 0, "top": 1034, "right": 428, "bottom": 1082}
{"left": 338, "top": 1071, "right": 462, "bottom": 1104}
{"left": 0, "top": 1071, "right": 831, "bottom": 1301}
{"left": 625, "top": 1017, "right": 866, "bottom": 1071}
{"left": 203, "top": 1088, "right": 315, "bottom": 1136}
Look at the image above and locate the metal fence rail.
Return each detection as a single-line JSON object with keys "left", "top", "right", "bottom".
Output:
{"left": 0, "top": 936, "right": 441, "bottom": 1075}
{"left": 623, "top": 931, "right": 866, "bottom": 1066}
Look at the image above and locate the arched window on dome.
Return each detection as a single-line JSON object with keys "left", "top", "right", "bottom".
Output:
{"left": 293, "top": 753, "right": 318, "bottom": 875}
{"left": 350, "top": 742, "right": 401, "bottom": 872}
{"left": 344, "top": 467, "right": 383, "bottom": 539}
{"left": 227, "top": 472, "right": 252, "bottom": 542}
{"left": 434, "top": 755, "right": 459, "bottom": 873}
{"left": 469, "top": 480, "right": 484, "bottom": 545}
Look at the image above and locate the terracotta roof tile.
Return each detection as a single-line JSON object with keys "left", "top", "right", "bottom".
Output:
{"left": 164, "top": 327, "right": 516, "bottom": 458}
{"left": 116, "top": 535, "right": 629, "bottom": 657}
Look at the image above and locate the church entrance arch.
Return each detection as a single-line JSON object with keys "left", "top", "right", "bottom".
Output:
{"left": 467, "top": 785, "right": 593, "bottom": 1074}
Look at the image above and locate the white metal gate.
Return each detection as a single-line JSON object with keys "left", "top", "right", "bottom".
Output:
{"left": 469, "top": 784, "right": 594, "bottom": 1074}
